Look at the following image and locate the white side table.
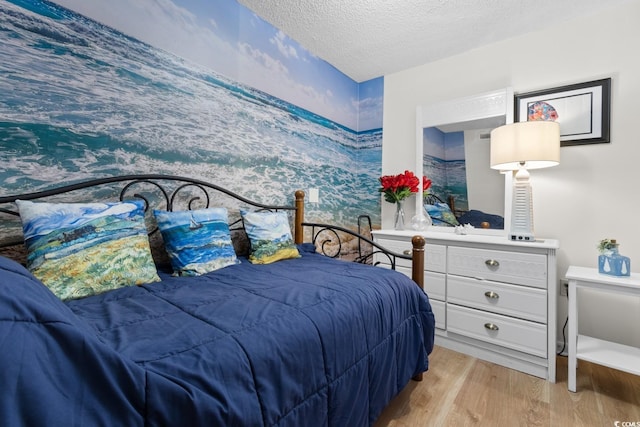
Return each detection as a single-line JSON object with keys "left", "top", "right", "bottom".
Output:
{"left": 566, "top": 266, "right": 640, "bottom": 392}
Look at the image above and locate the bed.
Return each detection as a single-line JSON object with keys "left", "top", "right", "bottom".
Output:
{"left": 0, "top": 174, "right": 434, "bottom": 427}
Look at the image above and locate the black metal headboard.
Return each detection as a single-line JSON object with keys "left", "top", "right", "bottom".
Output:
{"left": 0, "top": 174, "right": 295, "bottom": 215}
{"left": 0, "top": 174, "right": 296, "bottom": 251}
{"left": 0, "top": 174, "right": 417, "bottom": 276}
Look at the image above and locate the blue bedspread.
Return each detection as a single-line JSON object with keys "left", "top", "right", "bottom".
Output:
{"left": 0, "top": 244, "right": 434, "bottom": 426}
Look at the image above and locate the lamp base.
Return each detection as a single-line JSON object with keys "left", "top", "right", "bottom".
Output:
{"left": 509, "top": 166, "right": 535, "bottom": 242}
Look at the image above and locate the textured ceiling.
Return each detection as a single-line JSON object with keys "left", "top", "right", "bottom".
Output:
{"left": 239, "top": 0, "right": 632, "bottom": 82}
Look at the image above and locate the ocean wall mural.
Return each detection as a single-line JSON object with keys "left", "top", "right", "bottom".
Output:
{"left": 0, "top": 0, "right": 384, "bottom": 241}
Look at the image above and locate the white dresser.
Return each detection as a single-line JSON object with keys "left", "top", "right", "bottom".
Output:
{"left": 372, "top": 229, "right": 559, "bottom": 381}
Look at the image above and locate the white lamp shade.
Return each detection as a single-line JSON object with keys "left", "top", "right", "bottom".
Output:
{"left": 490, "top": 121, "right": 560, "bottom": 170}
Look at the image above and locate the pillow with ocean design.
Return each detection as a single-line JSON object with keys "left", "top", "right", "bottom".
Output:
{"left": 424, "top": 202, "right": 460, "bottom": 227}
{"left": 16, "top": 199, "right": 160, "bottom": 301}
{"left": 154, "top": 208, "right": 240, "bottom": 276}
{"left": 240, "top": 210, "right": 300, "bottom": 264}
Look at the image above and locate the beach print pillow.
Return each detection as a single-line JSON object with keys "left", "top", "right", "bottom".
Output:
{"left": 154, "top": 208, "right": 240, "bottom": 276}
{"left": 425, "top": 202, "right": 459, "bottom": 227}
{"left": 240, "top": 210, "right": 300, "bottom": 264}
{"left": 16, "top": 199, "right": 160, "bottom": 301}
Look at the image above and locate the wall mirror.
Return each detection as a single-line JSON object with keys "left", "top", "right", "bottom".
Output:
{"left": 415, "top": 88, "right": 514, "bottom": 235}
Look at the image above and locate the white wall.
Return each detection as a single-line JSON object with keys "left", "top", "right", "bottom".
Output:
{"left": 383, "top": 0, "right": 640, "bottom": 347}
{"left": 464, "top": 129, "right": 504, "bottom": 216}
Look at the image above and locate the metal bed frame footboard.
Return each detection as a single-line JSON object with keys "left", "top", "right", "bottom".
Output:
{"left": 301, "top": 221, "right": 425, "bottom": 288}
{"left": 302, "top": 221, "right": 410, "bottom": 268}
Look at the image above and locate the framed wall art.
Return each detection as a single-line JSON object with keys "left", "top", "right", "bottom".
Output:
{"left": 515, "top": 78, "right": 611, "bottom": 146}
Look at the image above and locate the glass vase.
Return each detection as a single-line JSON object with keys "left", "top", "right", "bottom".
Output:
{"left": 394, "top": 200, "right": 405, "bottom": 230}
{"left": 598, "top": 243, "right": 630, "bottom": 276}
{"left": 411, "top": 211, "right": 432, "bottom": 231}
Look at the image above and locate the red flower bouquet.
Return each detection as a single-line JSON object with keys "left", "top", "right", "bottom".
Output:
{"left": 379, "top": 170, "right": 432, "bottom": 204}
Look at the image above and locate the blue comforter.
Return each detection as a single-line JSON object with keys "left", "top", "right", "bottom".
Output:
{"left": 0, "top": 244, "right": 434, "bottom": 426}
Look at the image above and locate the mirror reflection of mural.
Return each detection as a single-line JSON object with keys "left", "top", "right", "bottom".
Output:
{"left": 0, "top": 0, "right": 384, "bottom": 231}
{"left": 422, "top": 127, "right": 468, "bottom": 211}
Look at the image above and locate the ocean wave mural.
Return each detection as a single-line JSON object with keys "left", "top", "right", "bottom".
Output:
{"left": 423, "top": 127, "right": 469, "bottom": 210}
{"left": 0, "top": 0, "right": 383, "bottom": 236}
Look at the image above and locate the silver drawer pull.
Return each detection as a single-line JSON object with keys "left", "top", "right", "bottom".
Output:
{"left": 403, "top": 249, "right": 411, "bottom": 256}
{"left": 485, "top": 259, "right": 499, "bottom": 267}
{"left": 484, "top": 291, "right": 499, "bottom": 299}
{"left": 484, "top": 323, "right": 499, "bottom": 331}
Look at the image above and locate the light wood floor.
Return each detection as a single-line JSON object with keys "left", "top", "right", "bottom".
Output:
{"left": 375, "top": 345, "right": 640, "bottom": 426}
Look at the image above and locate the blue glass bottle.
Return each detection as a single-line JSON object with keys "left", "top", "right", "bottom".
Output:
{"left": 598, "top": 240, "right": 631, "bottom": 276}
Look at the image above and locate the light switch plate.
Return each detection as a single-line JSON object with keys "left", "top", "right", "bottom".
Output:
{"left": 309, "top": 188, "right": 319, "bottom": 203}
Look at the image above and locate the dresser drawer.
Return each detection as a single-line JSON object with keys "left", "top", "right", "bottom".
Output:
{"left": 423, "top": 271, "right": 446, "bottom": 301}
{"left": 448, "top": 246, "right": 547, "bottom": 288}
{"left": 373, "top": 238, "right": 410, "bottom": 268}
{"left": 448, "top": 276, "right": 546, "bottom": 323}
{"left": 447, "top": 305, "right": 546, "bottom": 357}
{"left": 430, "top": 299, "right": 446, "bottom": 330}
{"left": 375, "top": 238, "right": 446, "bottom": 273}
{"left": 387, "top": 265, "right": 444, "bottom": 329}
{"left": 398, "top": 266, "right": 446, "bottom": 300}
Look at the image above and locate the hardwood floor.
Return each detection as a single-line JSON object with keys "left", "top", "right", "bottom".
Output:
{"left": 375, "top": 346, "right": 640, "bottom": 426}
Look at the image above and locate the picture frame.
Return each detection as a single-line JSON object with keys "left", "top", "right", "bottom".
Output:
{"left": 515, "top": 78, "right": 611, "bottom": 146}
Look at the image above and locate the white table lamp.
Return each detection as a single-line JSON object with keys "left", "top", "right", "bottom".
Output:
{"left": 490, "top": 121, "right": 560, "bottom": 242}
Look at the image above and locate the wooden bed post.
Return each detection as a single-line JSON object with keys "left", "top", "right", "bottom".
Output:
{"left": 294, "top": 190, "right": 305, "bottom": 244}
{"left": 411, "top": 235, "right": 426, "bottom": 382}
{"left": 411, "top": 235, "right": 425, "bottom": 289}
